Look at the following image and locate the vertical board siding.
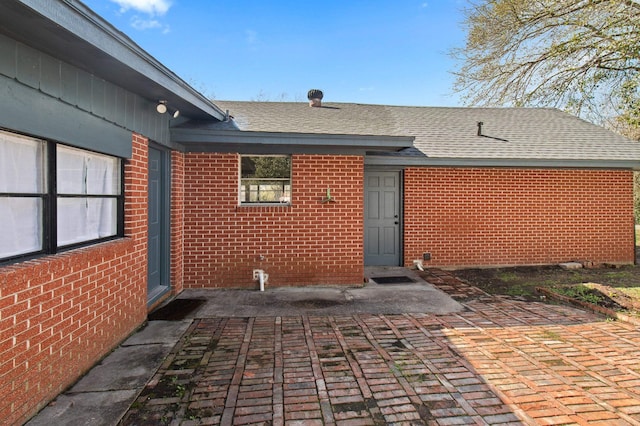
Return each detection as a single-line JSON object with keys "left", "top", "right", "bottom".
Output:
{"left": 0, "top": 32, "right": 170, "bottom": 147}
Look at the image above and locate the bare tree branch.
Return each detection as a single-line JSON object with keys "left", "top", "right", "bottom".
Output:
{"left": 452, "top": 0, "right": 640, "bottom": 125}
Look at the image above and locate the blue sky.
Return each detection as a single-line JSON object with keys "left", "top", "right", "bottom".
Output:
{"left": 81, "top": 0, "right": 467, "bottom": 106}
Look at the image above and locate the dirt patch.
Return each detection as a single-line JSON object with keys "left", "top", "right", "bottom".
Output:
{"left": 453, "top": 263, "right": 640, "bottom": 315}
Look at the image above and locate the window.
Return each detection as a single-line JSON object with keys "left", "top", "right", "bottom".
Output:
{"left": 56, "top": 145, "right": 121, "bottom": 247}
{"left": 240, "top": 156, "right": 291, "bottom": 204}
{"left": 0, "top": 130, "right": 123, "bottom": 262}
{"left": 0, "top": 132, "right": 46, "bottom": 259}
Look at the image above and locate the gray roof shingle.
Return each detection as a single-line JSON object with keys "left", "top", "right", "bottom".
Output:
{"left": 209, "top": 101, "right": 640, "bottom": 166}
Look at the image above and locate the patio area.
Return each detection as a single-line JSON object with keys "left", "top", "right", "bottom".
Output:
{"left": 28, "top": 269, "right": 640, "bottom": 425}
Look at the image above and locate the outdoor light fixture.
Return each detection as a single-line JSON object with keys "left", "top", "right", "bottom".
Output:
{"left": 156, "top": 100, "right": 168, "bottom": 114}
{"left": 156, "top": 100, "right": 180, "bottom": 118}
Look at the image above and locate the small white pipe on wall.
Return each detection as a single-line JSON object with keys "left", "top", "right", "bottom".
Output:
{"left": 253, "top": 269, "right": 269, "bottom": 291}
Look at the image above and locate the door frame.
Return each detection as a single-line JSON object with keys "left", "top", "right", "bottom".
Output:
{"left": 363, "top": 168, "right": 404, "bottom": 266}
{"left": 147, "top": 143, "right": 171, "bottom": 306}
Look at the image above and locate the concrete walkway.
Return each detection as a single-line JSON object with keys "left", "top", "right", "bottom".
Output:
{"left": 27, "top": 268, "right": 640, "bottom": 425}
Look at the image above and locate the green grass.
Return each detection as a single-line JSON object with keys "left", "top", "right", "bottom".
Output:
{"left": 496, "top": 271, "right": 520, "bottom": 282}
{"left": 552, "top": 284, "right": 604, "bottom": 305}
{"left": 502, "top": 283, "right": 533, "bottom": 297}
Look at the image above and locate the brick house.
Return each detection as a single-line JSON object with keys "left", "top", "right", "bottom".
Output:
{"left": 181, "top": 99, "right": 640, "bottom": 288}
{"left": 2, "top": 1, "right": 640, "bottom": 424}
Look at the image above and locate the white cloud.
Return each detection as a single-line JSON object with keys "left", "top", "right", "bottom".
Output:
{"left": 131, "top": 17, "right": 161, "bottom": 30}
{"left": 111, "top": 0, "right": 172, "bottom": 16}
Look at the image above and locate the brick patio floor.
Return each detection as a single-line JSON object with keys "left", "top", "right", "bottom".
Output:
{"left": 120, "top": 272, "right": 640, "bottom": 425}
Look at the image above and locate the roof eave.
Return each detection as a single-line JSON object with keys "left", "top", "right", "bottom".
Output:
{"left": 171, "top": 129, "right": 415, "bottom": 154}
{"left": 3, "top": 0, "right": 225, "bottom": 121}
{"left": 365, "top": 155, "right": 640, "bottom": 170}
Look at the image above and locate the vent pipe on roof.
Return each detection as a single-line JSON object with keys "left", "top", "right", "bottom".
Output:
{"left": 477, "top": 121, "right": 484, "bottom": 136}
{"left": 308, "top": 89, "right": 323, "bottom": 107}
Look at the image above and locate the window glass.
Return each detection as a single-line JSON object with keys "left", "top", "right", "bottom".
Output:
{"left": 240, "top": 156, "right": 291, "bottom": 204}
{"left": 0, "top": 132, "right": 45, "bottom": 193}
{"left": 57, "top": 198, "right": 118, "bottom": 246}
{"left": 56, "top": 145, "right": 120, "bottom": 247}
{"left": 0, "top": 198, "right": 42, "bottom": 258}
{"left": 0, "top": 131, "right": 45, "bottom": 259}
{"left": 57, "top": 145, "right": 120, "bottom": 195}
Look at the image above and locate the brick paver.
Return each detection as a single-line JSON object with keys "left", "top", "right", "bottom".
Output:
{"left": 121, "top": 273, "right": 640, "bottom": 425}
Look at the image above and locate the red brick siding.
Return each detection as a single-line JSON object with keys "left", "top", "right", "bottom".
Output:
{"left": 183, "top": 154, "right": 364, "bottom": 288}
{"left": 171, "top": 150, "right": 185, "bottom": 294}
{"left": 404, "top": 168, "right": 635, "bottom": 268}
{"left": 0, "top": 134, "right": 148, "bottom": 424}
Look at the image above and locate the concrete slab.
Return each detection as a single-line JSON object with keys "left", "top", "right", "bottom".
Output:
{"left": 26, "top": 320, "right": 191, "bottom": 426}
{"left": 71, "top": 344, "right": 173, "bottom": 392}
{"left": 25, "top": 390, "right": 138, "bottom": 426}
{"left": 123, "top": 319, "right": 191, "bottom": 346}
{"left": 180, "top": 267, "right": 464, "bottom": 317}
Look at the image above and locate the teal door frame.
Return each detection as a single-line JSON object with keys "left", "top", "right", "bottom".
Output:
{"left": 147, "top": 144, "right": 171, "bottom": 306}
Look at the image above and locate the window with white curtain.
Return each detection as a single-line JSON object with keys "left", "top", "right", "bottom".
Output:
{"left": 56, "top": 145, "right": 120, "bottom": 247}
{"left": 0, "top": 129, "right": 123, "bottom": 263}
{"left": 0, "top": 132, "right": 45, "bottom": 259}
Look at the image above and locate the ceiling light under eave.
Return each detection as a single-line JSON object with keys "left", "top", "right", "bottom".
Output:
{"left": 156, "top": 100, "right": 168, "bottom": 114}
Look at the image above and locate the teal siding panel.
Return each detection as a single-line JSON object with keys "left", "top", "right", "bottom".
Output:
{"left": 60, "top": 61, "right": 78, "bottom": 105}
{"left": 115, "top": 86, "right": 127, "bottom": 125}
{"left": 104, "top": 80, "right": 117, "bottom": 123}
{"left": 40, "top": 53, "right": 61, "bottom": 98}
{"left": 92, "top": 77, "right": 106, "bottom": 118}
{"left": 16, "top": 43, "right": 39, "bottom": 89}
{"left": 125, "top": 92, "right": 136, "bottom": 130}
{"left": 0, "top": 33, "right": 171, "bottom": 147}
{"left": 0, "top": 35, "right": 16, "bottom": 78}
{"left": 0, "top": 75, "right": 132, "bottom": 158}
{"left": 76, "top": 71, "right": 91, "bottom": 110}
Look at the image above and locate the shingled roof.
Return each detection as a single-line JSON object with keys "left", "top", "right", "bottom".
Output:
{"left": 204, "top": 101, "right": 640, "bottom": 168}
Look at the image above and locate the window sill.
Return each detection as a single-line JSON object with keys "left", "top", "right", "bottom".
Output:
{"left": 237, "top": 203, "right": 292, "bottom": 210}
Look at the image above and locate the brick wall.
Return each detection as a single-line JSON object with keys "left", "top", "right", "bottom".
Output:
{"left": 183, "top": 154, "right": 364, "bottom": 288}
{"left": 0, "top": 134, "right": 148, "bottom": 424}
{"left": 404, "top": 167, "right": 635, "bottom": 268}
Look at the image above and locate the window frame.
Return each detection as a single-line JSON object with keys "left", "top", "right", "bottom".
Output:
{"left": 0, "top": 129, "right": 124, "bottom": 264}
{"left": 239, "top": 155, "right": 292, "bottom": 205}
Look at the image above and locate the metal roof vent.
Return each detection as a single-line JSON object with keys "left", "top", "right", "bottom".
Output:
{"left": 308, "top": 89, "right": 323, "bottom": 107}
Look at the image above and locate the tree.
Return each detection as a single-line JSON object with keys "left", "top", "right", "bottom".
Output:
{"left": 452, "top": 0, "right": 640, "bottom": 127}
